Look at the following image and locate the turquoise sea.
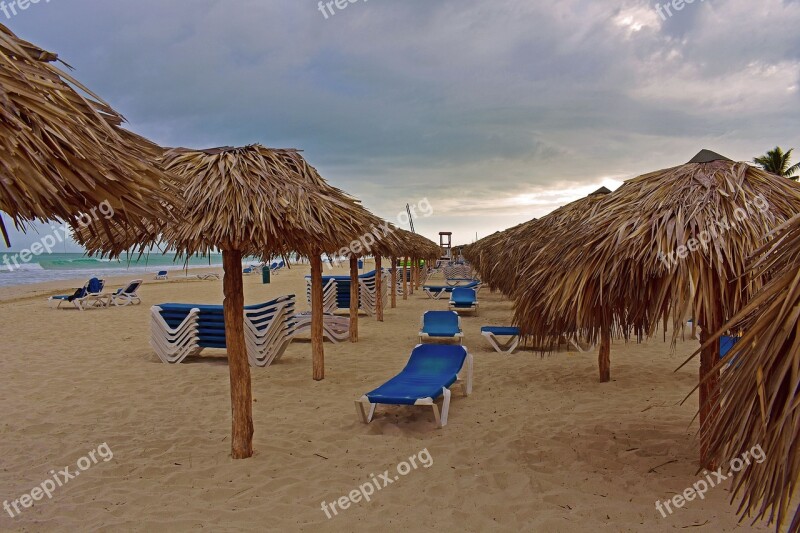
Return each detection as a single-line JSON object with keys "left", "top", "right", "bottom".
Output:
{"left": 0, "top": 252, "right": 229, "bottom": 288}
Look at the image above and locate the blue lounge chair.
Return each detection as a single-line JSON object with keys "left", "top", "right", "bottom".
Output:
{"left": 481, "top": 326, "right": 520, "bottom": 354}
{"left": 720, "top": 335, "right": 740, "bottom": 358}
{"left": 109, "top": 279, "right": 143, "bottom": 306}
{"left": 419, "top": 311, "right": 463, "bottom": 344}
{"left": 48, "top": 277, "right": 106, "bottom": 310}
{"left": 354, "top": 344, "right": 473, "bottom": 428}
{"left": 155, "top": 270, "right": 168, "bottom": 280}
{"left": 449, "top": 287, "right": 478, "bottom": 314}
{"left": 423, "top": 280, "right": 482, "bottom": 300}
{"left": 150, "top": 296, "right": 296, "bottom": 366}
{"left": 243, "top": 267, "right": 254, "bottom": 275}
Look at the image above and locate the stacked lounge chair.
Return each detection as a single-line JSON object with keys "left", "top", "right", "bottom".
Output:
{"left": 358, "top": 270, "right": 389, "bottom": 315}
{"left": 293, "top": 312, "right": 350, "bottom": 342}
{"left": 304, "top": 270, "right": 389, "bottom": 317}
{"left": 155, "top": 270, "right": 168, "bottom": 280}
{"left": 306, "top": 278, "right": 339, "bottom": 313}
{"left": 443, "top": 265, "right": 473, "bottom": 280}
{"left": 355, "top": 344, "right": 473, "bottom": 428}
{"left": 150, "top": 295, "right": 296, "bottom": 367}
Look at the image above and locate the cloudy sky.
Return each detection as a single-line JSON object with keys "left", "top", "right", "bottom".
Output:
{"left": 2, "top": 0, "right": 799, "bottom": 250}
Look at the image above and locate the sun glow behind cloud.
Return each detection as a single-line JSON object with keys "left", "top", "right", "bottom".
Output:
{"left": 3, "top": 0, "right": 799, "bottom": 249}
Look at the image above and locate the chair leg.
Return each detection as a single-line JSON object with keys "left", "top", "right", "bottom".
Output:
{"left": 483, "top": 333, "right": 519, "bottom": 354}
{"left": 354, "top": 397, "right": 376, "bottom": 424}
{"left": 438, "top": 388, "right": 452, "bottom": 428}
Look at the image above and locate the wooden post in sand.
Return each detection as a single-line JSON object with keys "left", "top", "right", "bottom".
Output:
{"left": 402, "top": 257, "right": 408, "bottom": 300}
{"left": 699, "top": 320, "right": 721, "bottom": 470}
{"left": 222, "top": 249, "right": 254, "bottom": 459}
{"left": 349, "top": 255, "right": 359, "bottom": 343}
{"left": 598, "top": 326, "right": 611, "bottom": 383}
{"left": 410, "top": 257, "right": 416, "bottom": 295}
{"left": 311, "top": 253, "right": 325, "bottom": 381}
{"left": 375, "top": 256, "right": 384, "bottom": 322}
{"left": 390, "top": 256, "right": 397, "bottom": 309}
{"left": 408, "top": 257, "right": 414, "bottom": 296}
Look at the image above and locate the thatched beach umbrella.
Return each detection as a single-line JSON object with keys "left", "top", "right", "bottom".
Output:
{"left": 691, "top": 213, "right": 800, "bottom": 530}
{"left": 157, "top": 145, "right": 374, "bottom": 458}
{"left": 0, "top": 24, "right": 177, "bottom": 246}
{"left": 466, "top": 187, "right": 612, "bottom": 298}
{"left": 513, "top": 150, "right": 800, "bottom": 466}
{"left": 339, "top": 218, "right": 406, "bottom": 337}
{"left": 463, "top": 222, "right": 530, "bottom": 292}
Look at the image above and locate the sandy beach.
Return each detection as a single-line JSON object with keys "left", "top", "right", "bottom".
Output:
{"left": 0, "top": 263, "right": 774, "bottom": 532}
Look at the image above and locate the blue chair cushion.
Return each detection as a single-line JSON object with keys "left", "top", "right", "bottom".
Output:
{"left": 481, "top": 326, "right": 520, "bottom": 336}
{"left": 366, "top": 345, "right": 467, "bottom": 405}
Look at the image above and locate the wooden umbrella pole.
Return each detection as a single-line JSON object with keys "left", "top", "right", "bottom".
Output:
{"left": 311, "top": 253, "right": 325, "bottom": 381}
{"left": 349, "top": 255, "right": 359, "bottom": 343}
{"left": 699, "top": 323, "right": 721, "bottom": 470}
{"left": 598, "top": 326, "right": 611, "bottom": 383}
{"left": 416, "top": 258, "right": 422, "bottom": 289}
{"left": 375, "top": 255, "right": 384, "bottom": 322}
{"left": 409, "top": 257, "right": 415, "bottom": 295}
{"left": 222, "top": 249, "right": 254, "bottom": 459}
{"left": 390, "top": 256, "right": 397, "bottom": 308}
{"left": 402, "top": 257, "right": 408, "bottom": 300}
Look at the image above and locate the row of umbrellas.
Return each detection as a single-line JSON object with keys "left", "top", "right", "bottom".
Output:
{"left": 0, "top": 24, "right": 440, "bottom": 460}
{"left": 463, "top": 150, "right": 800, "bottom": 529}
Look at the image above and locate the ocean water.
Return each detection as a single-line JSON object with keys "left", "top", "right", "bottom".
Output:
{"left": 0, "top": 252, "right": 230, "bottom": 288}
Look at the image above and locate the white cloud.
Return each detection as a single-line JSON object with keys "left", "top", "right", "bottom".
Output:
{"left": 2, "top": 0, "right": 799, "bottom": 247}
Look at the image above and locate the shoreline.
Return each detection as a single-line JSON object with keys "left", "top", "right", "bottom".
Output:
{"left": 0, "top": 265, "right": 227, "bottom": 304}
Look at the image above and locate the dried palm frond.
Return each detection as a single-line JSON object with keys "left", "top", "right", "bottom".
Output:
{"left": 514, "top": 154, "right": 800, "bottom": 346}
{"left": 692, "top": 213, "right": 800, "bottom": 531}
{"left": 0, "top": 23, "right": 178, "bottom": 246}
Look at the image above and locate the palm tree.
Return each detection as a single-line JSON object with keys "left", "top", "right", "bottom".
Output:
{"left": 753, "top": 146, "right": 800, "bottom": 181}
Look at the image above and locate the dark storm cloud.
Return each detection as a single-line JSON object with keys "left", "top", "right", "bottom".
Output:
{"left": 3, "top": 0, "right": 799, "bottom": 248}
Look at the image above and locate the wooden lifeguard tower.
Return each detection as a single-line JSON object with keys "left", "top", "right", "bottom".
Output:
{"left": 439, "top": 231, "right": 452, "bottom": 260}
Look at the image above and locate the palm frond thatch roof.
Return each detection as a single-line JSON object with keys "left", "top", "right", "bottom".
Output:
{"left": 76, "top": 145, "right": 442, "bottom": 261}
{"left": 697, "top": 213, "right": 800, "bottom": 531}
{"left": 463, "top": 186, "right": 612, "bottom": 297}
{"left": 155, "top": 145, "right": 376, "bottom": 256}
{"left": 0, "top": 24, "right": 178, "bottom": 246}
{"left": 514, "top": 154, "right": 800, "bottom": 344}
{"left": 391, "top": 228, "right": 441, "bottom": 260}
